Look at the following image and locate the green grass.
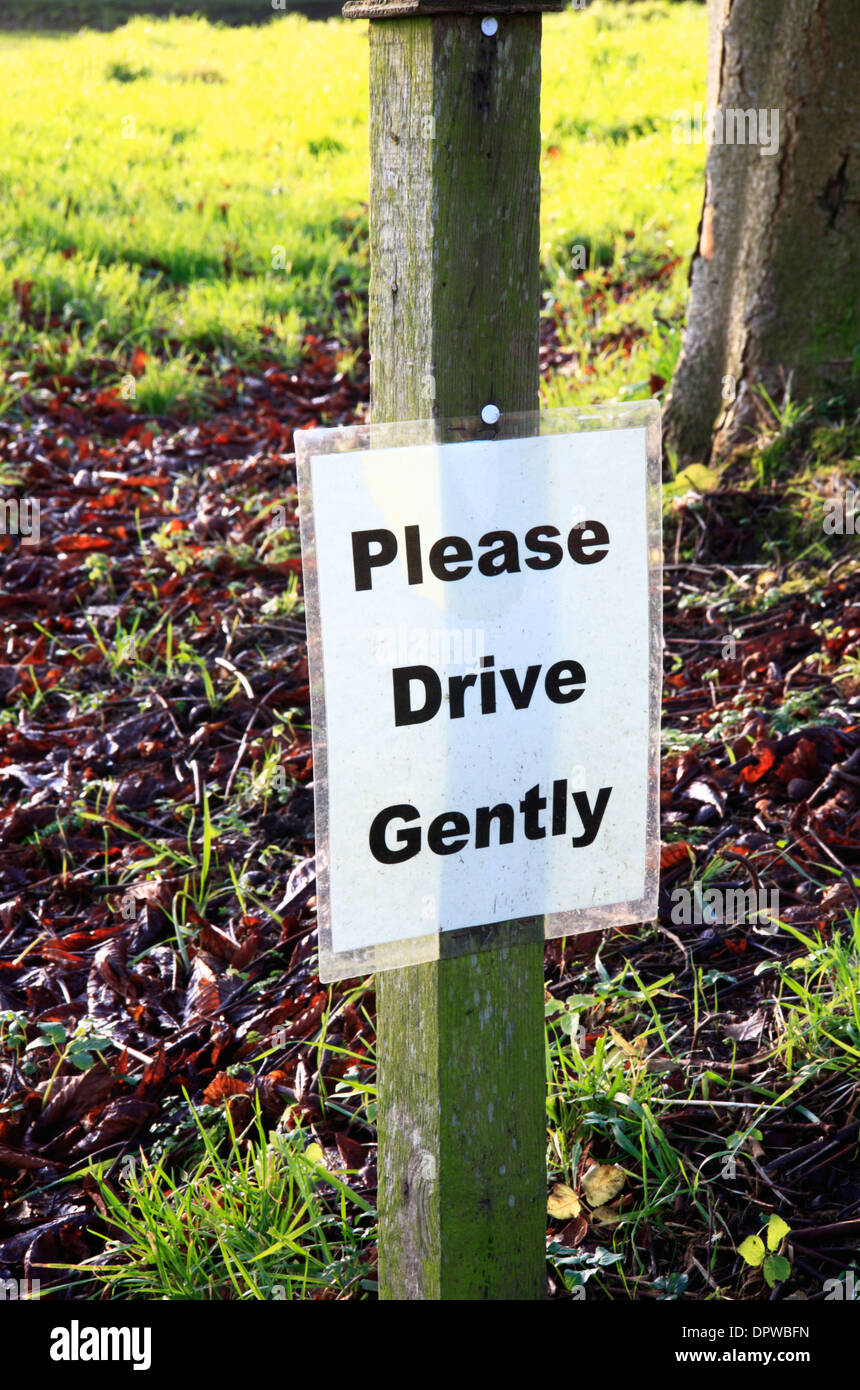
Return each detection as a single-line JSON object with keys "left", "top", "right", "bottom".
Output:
{"left": 69, "top": 1099, "right": 377, "bottom": 1300}
{"left": 0, "top": 1, "right": 342, "bottom": 28}
{"left": 0, "top": 13, "right": 370, "bottom": 411}
{"left": 541, "top": 2, "right": 706, "bottom": 405}
{"left": 0, "top": 3, "right": 707, "bottom": 414}
{"left": 772, "top": 914, "right": 860, "bottom": 1075}
{"left": 543, "top": 909, "right": 860, "bottom": 1299}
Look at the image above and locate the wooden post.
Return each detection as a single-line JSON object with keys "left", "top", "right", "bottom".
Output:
{"left": 344, "top": 0, "right": 560, "bottom": 1299}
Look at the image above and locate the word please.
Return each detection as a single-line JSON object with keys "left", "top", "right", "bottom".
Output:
{"left": 393, "top": 655, "right": 585, "bottom": 724}
{"left": 369, "top": 780, "right": 612, "bottom": 863}
{"left": 352, "top": 520, "right": 610, "bottom": 590}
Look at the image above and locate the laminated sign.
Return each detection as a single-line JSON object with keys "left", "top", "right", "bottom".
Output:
{"left": 296, "top": 404, "right": 662, "bottom": 981}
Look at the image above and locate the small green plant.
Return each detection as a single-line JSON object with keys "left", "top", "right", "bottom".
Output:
{"left": 0, "top": 1009, "right": 28, "bottom": 1058}
{"left": 738, "top": 1213, "right": 792, "bottom": 1289}
{"left": 105, "top": 60, "right": 151, "bottom": 83}
{"left": 546, "top": 1242, "right": 624, "bottom": 1296}
{"left": 26, "top": 1020, "right": 116, "bottom": 1100}
{"left": 653, "top": 1271, "right": 689, "bottom": 1300}
{"left": 752, "top": 385, "right": 814, "bottom": 485}
{"left": 82, "top": 551, "right": 115, "bottom": 591}
{"left": 175, "top": 642, "right": 220, "bottom": 707}
{"left": 132, "top": 353, "right": 210, "bottom": 418}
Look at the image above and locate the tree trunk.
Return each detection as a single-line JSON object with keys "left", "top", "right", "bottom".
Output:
{"left": 665, "top": 0, "right": 860, "bottom": 463}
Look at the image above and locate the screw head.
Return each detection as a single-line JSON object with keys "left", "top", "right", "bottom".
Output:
{"left": 481, "top": 16, "right": 499, "bottom": 36}
{"left": 481, "top": 403, "right": 501, "bottom": 424}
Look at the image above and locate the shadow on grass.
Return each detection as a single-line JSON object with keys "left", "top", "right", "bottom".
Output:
{"left": 0, "top": 0, "right": 344, "bottom": 29}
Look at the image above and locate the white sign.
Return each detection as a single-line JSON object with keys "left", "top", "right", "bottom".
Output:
{"left": 297, "top": 407, "right": 661, "bottom": 980}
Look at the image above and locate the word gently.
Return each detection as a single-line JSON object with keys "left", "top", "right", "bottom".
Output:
{"left": 393, "top": 654, "right": 585, "bottom": 724}
{"left": 352, "top": 521, "right": 610, "bottom": 590}
{"left": 369, "top": 780, "right": 612, "bottom": 863}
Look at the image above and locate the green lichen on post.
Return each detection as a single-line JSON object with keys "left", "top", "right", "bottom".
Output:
{"left": 368, "top": 12, "right": 547, "bottom": 1300}
{"left": 378, "top": 921, "right": 546, "bottom": 1300}
{"left": 369, "top": 14, "right": 542, "bottom": 421}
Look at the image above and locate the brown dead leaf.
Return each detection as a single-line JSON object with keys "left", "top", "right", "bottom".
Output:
{"left": 334, "top": 1133, "right": 367, "bottom": 1171}
{"left": 36, "top": 1063, "right": 116, "bottom": 1130}
{"left": 590, "top": 1203, "right": 625, "bottom": 1227}
{"left": 582, "top": 1163, "right": 626, "bottom": 1208}
{"left": 203, "top": 1073, "right": 250, "bottom": 1105}
{"left": 724, "top": 1008, "right": 766, "bottom": 1043}
{"left": 558, "top": 1214, "right": 589, "bottom": 1247}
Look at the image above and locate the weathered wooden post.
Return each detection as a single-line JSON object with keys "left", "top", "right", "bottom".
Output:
{"left": 341, "top": 0, "right": 562, "bottom": 1300}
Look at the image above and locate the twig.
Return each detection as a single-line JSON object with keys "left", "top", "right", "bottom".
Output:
{"left": 789, "top": 1220, "right": 860, "bottom": 1243}
{"left": 808, "top": 746, "right": 860, "bottom": 809}
{"left": 802, "top": 823, "right": 860, "bottom": 915}
{"left": 215, "top": 656, "right": 255, "bottom": 700}
{"left": 765, "top": 1120, "right": 860, "bottom": 1177}
{"left": 222, "top": 679, "right": 290, "bottom": 802}
{"left": 223, "top": 710, "right": 258, "bottom": 802}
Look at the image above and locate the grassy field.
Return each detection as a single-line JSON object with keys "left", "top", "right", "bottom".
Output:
{"left": 0, "top": 3, "right": 706, "bottom": 417}
{"left": 0, "top": 1, "right": 343, "bottom": 28}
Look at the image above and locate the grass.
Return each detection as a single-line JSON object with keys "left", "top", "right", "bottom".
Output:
{"left": 543, "top": 908, "right": 860, "bottom": 1299}
{"left": 0, "top": 13, "right": 370, "bottom": 412}
{"left": 70, "top": 1100, "right": 377, "bottom": 1300}
{"left": 0, "top": 1, "right": 342, "bottom": 28}
{"left": 64, "top": 973, "right": 381, "bottom": 1300}
{"left": 773, "top": 915, "right": 860, "bottom": 1075}
{"left": 0, "top": 3, "right": 707, "bottom": 415}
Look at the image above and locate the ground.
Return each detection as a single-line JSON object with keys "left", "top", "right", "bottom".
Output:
{"left": 0, "top": 2, "right": 859, "bottom": 1301}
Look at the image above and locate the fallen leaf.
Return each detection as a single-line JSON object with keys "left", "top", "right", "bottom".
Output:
{"left": 547, "top": 1182, "right": 581, "bottom": 1219}
{"left": 582, "top": 1163, "right": 625, "bottom": 1207}
{"left": 203, "top": 1073, "right": 250, "bottom": 1105}
{"left": 660, "top": 841, "right": 694, "bottom": 872}
{"left": 685, "top": 778, "right": 726, "bottom": 817}
{"left": 724, "top": 1009, "right": 766, "bottom": 1043}
{"left": 763, "top": 1254, "right": 792, "bottom": 1288}
{"left": 36, "top": 1064, "right": 115, "bottom": 1129}
{"left": 607, "top": 1026, "right": 647, "bottom": 1058}
{"left": 741, "top": 741, "right": 776, "bottom": 784}
{"left": 589, "top": 1204, "right": 625, "bottom": 1227}
{"left": 557, "top": 1213, "right": 589, "bottom": 1247}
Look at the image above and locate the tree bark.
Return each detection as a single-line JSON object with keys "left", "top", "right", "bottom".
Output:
{"left": 665, "top": 0, "right": 860, "bottom": 462}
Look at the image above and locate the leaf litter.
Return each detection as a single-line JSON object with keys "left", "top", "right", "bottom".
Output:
{"left": 0, "top": 319, "right": 859, "bottom": 1299}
